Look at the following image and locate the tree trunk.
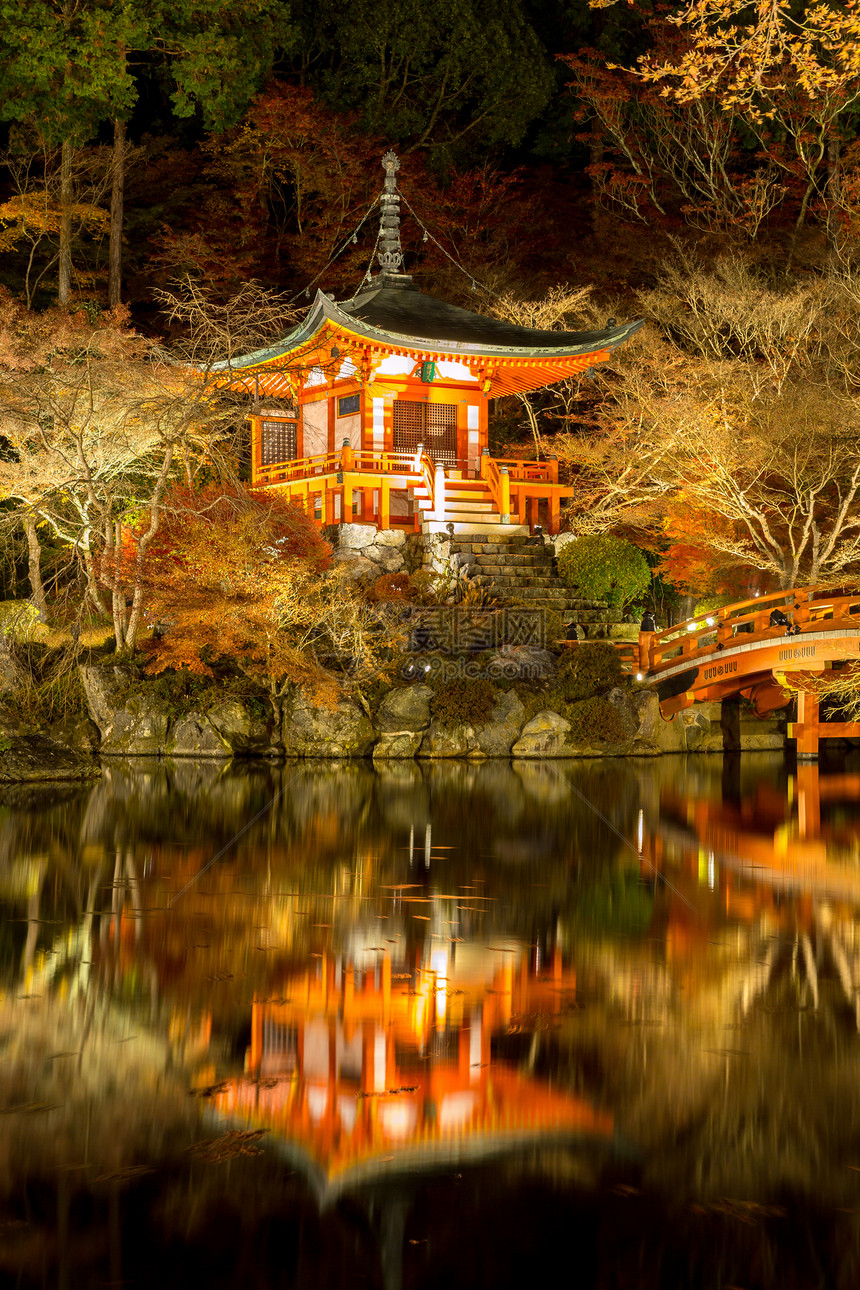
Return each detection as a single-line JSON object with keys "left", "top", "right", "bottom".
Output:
{"left": 58, "top": 139, "right": 73, "bottom": 305}
{"left": 108, "top": 119, "right": 126, "bottom": 309}
{"left": 23, "top": 515, "right": 49, "bottom": 621}
{"left": 826, "top": 136, "right": 842, "bottom": 274}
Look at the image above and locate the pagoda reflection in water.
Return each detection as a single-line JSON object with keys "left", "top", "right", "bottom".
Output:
{"left": 214, "top": 940, "right": 612, "bottom": 1198}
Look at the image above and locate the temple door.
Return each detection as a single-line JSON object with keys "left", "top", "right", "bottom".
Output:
{"left": 392, "top": 400, "right": 457, "bottom": 467}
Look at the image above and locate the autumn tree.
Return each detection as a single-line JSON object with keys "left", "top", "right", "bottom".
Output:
{"left": 555, "top": 252, "right": 860, "bottom": 590}
{"left": 141, "top": 484, "right": 404, "bottom": 704}
{"left": 0, "top": 281, "right": 302, "bottom": 648}
{"left": 582, "top": 0, "right": 860, "bottom": 258}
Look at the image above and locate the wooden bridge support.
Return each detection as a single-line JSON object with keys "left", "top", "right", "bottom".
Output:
{"left": 790, "top": 688, "right": 821, "bottom": 761}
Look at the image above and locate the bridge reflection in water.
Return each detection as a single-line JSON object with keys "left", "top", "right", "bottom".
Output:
{"left": 641, "top": 761, "right": 860, "bottom": 1027}
{"left": 213, "top": 942, "right": 612, "bottom": 1203}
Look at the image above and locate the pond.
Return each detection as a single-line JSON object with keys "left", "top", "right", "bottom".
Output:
{"left": 2, "top": 752, "right": 860, "bottom": 1289}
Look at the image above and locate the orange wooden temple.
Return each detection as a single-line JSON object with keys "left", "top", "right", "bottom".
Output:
{"left": 213, "top": 152, "right": 643, "bottom": 535}
{"left": 212, "top": 942, "right": 611, "bottom": 1196}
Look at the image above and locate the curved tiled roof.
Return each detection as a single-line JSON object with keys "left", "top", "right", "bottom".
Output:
{"left": 213, "top": 284, "right": 644, "bottom": 372}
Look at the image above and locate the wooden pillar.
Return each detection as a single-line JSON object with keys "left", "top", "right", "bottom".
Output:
{"left": 499, "top": 467, "right": 510, "bottom": 523}
{"left": 794, "top": 687, "right": 820, "bottom": 760}
{"left": 549, "top": 490, "right": 560, "bottom": 534}
{"left": 379, "top": 479, "right": 390, "bottom": 531}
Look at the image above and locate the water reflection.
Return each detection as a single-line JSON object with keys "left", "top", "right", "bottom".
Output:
{"left": 218, "top": 947, "right": 609, "bottom": 1200}
{"left": 4, "top": 755, "right": 860, "bottom": 1288}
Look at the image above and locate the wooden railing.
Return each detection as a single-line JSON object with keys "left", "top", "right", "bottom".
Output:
{"left": 494, "top": 457, "right": 559, "bottom": 484}
{"left": 256, "top": 444, "right": 436, "bottom": 529}
{"left": 257, "top": 447, "right": 575, "bottom": 532}
{"left": 479, "top": 452, "right": 510, "bottom": 522}
{"left": 643, "top": 587, "right": 860, "bottom": 675}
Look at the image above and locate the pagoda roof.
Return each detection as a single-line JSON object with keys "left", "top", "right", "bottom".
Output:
{"left": 213, "top": 283, "right": 644, "bottom": 373}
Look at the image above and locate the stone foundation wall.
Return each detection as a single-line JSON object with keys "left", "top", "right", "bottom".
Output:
{"left": 17, "top": 665, "right": 784, "bottom": 771}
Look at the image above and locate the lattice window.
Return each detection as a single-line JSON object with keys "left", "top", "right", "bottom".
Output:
{"left": 392, "top": 400, "right": 457, "bottom": 465}
{"left": 260, "top": 418, "right": 297, "bottom": 466}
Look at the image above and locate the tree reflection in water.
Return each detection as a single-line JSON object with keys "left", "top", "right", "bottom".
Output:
{"left": 3, "top": 754, "right": 860, "bottom": 1287}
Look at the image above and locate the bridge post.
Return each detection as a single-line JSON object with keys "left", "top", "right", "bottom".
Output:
{"left": 791, "top": 687, "right": 820, "bottom": 760}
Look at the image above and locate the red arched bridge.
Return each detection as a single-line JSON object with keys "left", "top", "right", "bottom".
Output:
{"left": 624, "top": 587, "right": 860, "bottom": 758}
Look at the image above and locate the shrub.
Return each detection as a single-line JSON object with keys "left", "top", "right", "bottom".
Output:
{"left": 431, "top": 678, "right": 497, "bottom": 727}
{"left": 366, "top": 572, "right": 413, "bottom": 603}
{"left": 557, "top": 535, "right": 651, "bottom": 609}
{"left": 566, "top": 696, "right": 629, "bottom": 745}
{"left": 557, "top": 641, "right": 625, "bottom": 701}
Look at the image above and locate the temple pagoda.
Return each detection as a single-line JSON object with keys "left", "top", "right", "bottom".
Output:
{"left": 215, "top": 152, "right": 643, "bottom": 535}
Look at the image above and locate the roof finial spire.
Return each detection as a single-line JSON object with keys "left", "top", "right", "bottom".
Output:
{"left": 377, "top": 151, "right": 410, "bottom": 283}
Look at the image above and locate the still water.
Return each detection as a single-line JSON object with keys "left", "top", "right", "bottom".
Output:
{"left": 3, "top": 753, "right": 860, "bottom": 1289}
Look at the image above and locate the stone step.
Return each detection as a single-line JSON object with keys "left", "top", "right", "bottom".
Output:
{"left": 440, "top": 497, "right": 495, "bottom": 508}
{"left": 422, "top": 520, "right": 529, "bottom": 537}
{"left": 473, "top": 555, "right": 553, "bottom": 569}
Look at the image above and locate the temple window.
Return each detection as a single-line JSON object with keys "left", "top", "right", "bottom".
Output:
{"left": 261, "top": 418, "right": 297, "bottom": 466}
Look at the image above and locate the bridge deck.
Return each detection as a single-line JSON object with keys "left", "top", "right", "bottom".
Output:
{"left": 634, "top": 586, "right": 860, "bottom": 757}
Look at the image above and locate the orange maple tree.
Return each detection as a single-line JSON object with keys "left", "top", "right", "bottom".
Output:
{"left": 138, "top": 484, "right": 398, "bottom": 698}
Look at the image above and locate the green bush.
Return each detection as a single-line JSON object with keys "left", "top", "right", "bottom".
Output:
{"left": 432, "top": 678, "right": 497, "bottom": 727}
{"left": 0, "top": 601, "right": 41, "bottom": 641}
{"left": 557, "top": 535, "right": 651, "bottom": 609}
{"left": 557, "top": 641, "right": 625, "bottom": 702}
{"left": 567, "top": 696, "right": 629, "bottom": 745}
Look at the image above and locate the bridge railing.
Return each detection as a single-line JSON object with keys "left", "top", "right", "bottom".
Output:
{"left": 644, "top": 587, "right": 860, "bottom": 673}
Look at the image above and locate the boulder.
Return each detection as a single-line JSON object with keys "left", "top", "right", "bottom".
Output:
{"left": 207, "top": 698, "right": 277, "bottom": 754}
{"left": 0, "top": 641, "right": 21, "bottom": 693}
{"left": 365, "top": 544, "right": 405, "bottom": 573}
{"left": 80, "top": 664, "right": 170, "bottom": 755}
{"left": 337, "top": 523, "right": 379, "bottom": 550}
{"left": 46, "top": 716, "right": 101, "bottom": 753}
{"left": 373, "top": 529, "right": 408, "bottom": 548}
{"left": 375, "top": 685, "right": 433, "bottom": 733}
{"left": 373, "top": 730, "right": 426, "bottom": 759}
{"left": 0, "top": 734, "right": 99, "bottom": 782}
{"left": 282, "top": 689, "right": 375, "bottom": 758}
{"left": 474, "top": 689, "right": 525, "bottom": 757}
{"left": 332, "top": 551, "right": 379, "bottom": 583}
{"left": 512, "top": 710, "right": 572, "bottom": 758}
{"left": 165, "top": 713, "right": 233, "bottom": 758}
{"left": 418, "top": 719, "right": 477, "bottom": 758}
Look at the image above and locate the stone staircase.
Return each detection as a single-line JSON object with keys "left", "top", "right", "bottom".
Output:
{"left": 449, "top": 532, "right": 617, "bottom": 636}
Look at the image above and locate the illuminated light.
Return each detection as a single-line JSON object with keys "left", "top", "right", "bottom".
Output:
{"left": 435, "top": 984, "right": 447, "bottom": 1022}
{"left": 687, "top": 622, "right": 698, "bottom": 632}
{"left": 636, "top": 672, "right": 643, "bottom": 681}
{"left": 706, "top": 617, "right": 715, "bottom": 626}
{"left": 379, "top": 1100, "right": 418, "bottom": 1140}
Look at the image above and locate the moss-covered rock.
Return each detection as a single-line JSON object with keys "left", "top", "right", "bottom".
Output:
{"left": 164, "top": 713, "right": 233, "bottom": 759}
{"left": 0, "top": 734, "right": 99, "bottom": 782}
{"left": 282, "top": 689, "right": 375, "bottom": 758}
{"left": 512, "top": 710, "right": 573, "bottom": 758}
